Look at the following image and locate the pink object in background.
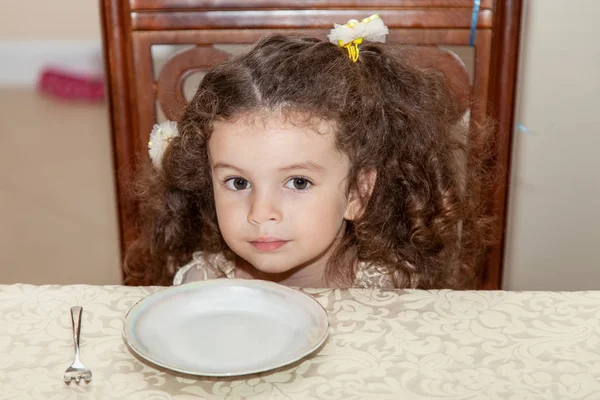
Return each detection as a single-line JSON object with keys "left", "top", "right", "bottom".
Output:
{"left": 37, "top": 68, "right": 105, "bottom": 102}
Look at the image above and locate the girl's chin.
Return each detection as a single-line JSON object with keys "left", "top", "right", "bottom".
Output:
{"left": 241, "top": 263, "right": 297, "bottom": 279}
{"left": 235, "top": 256, "right": 292, "bottom": 275}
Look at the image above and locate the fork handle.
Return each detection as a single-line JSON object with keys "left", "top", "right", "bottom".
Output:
{"left": 70, "top": 306, "right": 82, "bottom": 357}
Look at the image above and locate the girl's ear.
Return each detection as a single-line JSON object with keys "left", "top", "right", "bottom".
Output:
{"left": 344, "top": 168, "right": 377, "bottom": 221}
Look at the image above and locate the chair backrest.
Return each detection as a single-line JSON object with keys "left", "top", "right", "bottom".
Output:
{"left": 101, "top": 0, "right": 523, "bottom": 289}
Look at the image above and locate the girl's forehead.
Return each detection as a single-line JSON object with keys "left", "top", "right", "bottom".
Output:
{"left": 208, "top": 110, "right": 349, "bottom": 168}
{"left": 218, "top": 110, "right": 337, "bottom": 137}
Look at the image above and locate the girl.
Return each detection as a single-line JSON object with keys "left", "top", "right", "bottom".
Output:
{"left": 127, "top": 15, "right": 494, "bottom": 289}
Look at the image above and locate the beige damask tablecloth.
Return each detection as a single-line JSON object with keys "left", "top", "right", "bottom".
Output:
{"left": 1, "top": 284, "right": 600, "bottom": 399}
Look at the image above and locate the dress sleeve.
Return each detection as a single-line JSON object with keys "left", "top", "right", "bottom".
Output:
{"left": 353, "top": 262, "right": 396, "bottom": 288}
{"left": 172, "top": 252, "right": 235, "bottom": 285}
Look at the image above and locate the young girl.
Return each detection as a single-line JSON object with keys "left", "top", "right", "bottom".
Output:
{"left": 126, "top": 15, "right": 493, "bottom": 289}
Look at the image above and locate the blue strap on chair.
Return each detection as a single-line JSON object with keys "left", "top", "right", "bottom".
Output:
{"left": 469, "top": 0, "right": 481, "bottom": 46}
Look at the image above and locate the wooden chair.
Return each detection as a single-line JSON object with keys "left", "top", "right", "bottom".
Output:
{"left": 100, "top": 0, "right": 523, "bottom": 289}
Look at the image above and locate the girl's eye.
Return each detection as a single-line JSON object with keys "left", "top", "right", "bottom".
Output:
{"left": 225, "top": 178, "right": 251, "bottom": 191}
{"left": 285, "top": 177, "right": 312, "bottom": 190}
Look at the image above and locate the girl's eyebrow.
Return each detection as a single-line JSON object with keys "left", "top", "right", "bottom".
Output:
{"left": 212, "top": 162, "right": 244, "bottom": 172}
{"left": 212, "top": 162, "right": 325, "bottom": 173}
{"left": 279, "top": 162, "right": 325, "bottom": 173}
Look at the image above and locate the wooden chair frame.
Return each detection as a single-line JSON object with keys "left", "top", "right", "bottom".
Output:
{"left": 100, "top": 0, "right": 523, "bottom": 288}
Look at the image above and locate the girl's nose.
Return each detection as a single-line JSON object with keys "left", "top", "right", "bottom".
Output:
{"left": 247, "top": 190, "right": 282, "bottom": 225}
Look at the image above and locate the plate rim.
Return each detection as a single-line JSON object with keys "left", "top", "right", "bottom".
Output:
{"left": 122, "top": 279, "right": 329, "bottom": 377}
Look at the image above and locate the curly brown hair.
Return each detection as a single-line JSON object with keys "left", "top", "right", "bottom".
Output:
{"left": 125, "top": 34, "right": 495, "bottom": 289}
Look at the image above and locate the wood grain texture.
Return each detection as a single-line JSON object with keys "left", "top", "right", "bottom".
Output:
{"left": 131, "top": 9, "right": 492, "bottom": 30}
{"left": 100, "top": 0, "right": 139, "bottom": 283}
{"left": 481, "top": 0, "right": 523, "bottom": 290}
{"left": 156, "top": 46, "right": 230, "bottom": 121}
{"left": 135, "top": 27, "right": 477, "bottom": 45}
{"left": 131, "top": 0, "right": 494, "bottom": 10}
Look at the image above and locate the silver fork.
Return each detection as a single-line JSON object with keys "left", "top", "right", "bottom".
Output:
{"left": 63, "top": 306, "right": 92, "bottom": 383}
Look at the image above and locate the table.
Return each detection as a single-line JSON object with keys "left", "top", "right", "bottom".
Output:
{"left": 2, "top": 284, "right": 600, "bottom": 399}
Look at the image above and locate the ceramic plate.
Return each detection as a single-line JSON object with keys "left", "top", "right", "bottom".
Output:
{"left": 123, "top": 279, "right": 329, "bottom": 376}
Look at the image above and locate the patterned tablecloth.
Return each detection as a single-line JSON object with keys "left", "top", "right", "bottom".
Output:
{"left": 1, "top": 284, "right": 600, "bottom": 399}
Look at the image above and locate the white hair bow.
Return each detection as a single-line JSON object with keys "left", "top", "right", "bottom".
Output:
{"left": 327, "top": 14, "right": 389, "bottom": 61}
{"left": 148, "top": 120, "right": 179, "bottom": 169}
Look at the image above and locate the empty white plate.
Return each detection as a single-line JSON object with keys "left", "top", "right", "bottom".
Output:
{"left": 123, "top": 279, "right": 329, "bottom": 376}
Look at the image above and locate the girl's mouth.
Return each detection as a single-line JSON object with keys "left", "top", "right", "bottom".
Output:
{"left": 250, "top": 238, "right": 289, "bottom": 251}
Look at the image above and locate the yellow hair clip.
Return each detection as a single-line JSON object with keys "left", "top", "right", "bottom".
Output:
{"left": 327, "top": 14, "right": 389, "bottom": 62}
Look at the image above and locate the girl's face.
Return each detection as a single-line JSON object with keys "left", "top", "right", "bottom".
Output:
{"left": 208, "top": 112, "right": 356, "bottom": 287}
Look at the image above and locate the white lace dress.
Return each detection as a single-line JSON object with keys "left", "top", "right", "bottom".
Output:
{"left": 173, "top": 251, "right": 396, "bottom": 288}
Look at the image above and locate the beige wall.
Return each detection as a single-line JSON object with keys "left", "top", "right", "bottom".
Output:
{"left": 0, "top": 2, "right": 120, "bottom": 284}
{"left": 0, "top": 0, "right": 101, "bottom": 39}
{"left": 503, "top": 0, "right": 600, "bottom": 290}
{"left": 0, "top": 90, "right": 122, "bottom": 285}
